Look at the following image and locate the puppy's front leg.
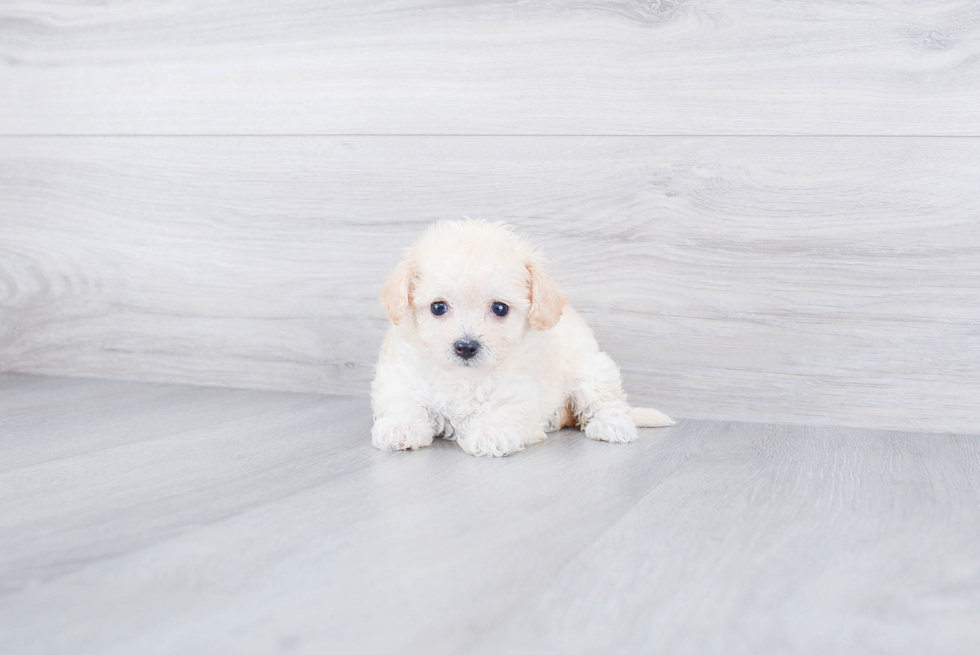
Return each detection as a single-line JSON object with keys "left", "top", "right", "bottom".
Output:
{"left": 456, "top": 405, "right": 547, "bottom": 457}
{"left": 371, "top": 403, "right": 436, "bottom": 451}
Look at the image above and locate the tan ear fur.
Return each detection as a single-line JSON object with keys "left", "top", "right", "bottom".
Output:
{"left": 527, "top": 259, "right": 566, "bottom": 330}
{"left": 380, "top": 259, "right": 416, "bottom": 325}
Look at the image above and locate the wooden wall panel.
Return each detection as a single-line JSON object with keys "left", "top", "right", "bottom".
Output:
{"left": 1, "top": 1, "right": 978, "bottom": 135}
{"left": 2, "top": 136, "right": 977, "bottom": 433}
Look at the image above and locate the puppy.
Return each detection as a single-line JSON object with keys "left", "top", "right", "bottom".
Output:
{"left": 371, "top": 219, "right": 674, "bottom": 457}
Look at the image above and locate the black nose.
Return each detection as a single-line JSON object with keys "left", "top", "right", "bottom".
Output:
{"left": 454, "top": 339, "right": 480, "bottom": 360}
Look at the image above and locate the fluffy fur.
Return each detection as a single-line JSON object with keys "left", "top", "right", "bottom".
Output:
{"left": 371, "top": 220, "right": 674, "bottom": 457}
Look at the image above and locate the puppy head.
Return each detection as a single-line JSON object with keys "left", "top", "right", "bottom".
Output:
{"left": 380, "top": 219, "right": 566, "bottom": 369}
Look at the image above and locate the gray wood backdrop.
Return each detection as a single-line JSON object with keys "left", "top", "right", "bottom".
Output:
{"left": 1, "top": 1, "right": 979, "bottom": 433}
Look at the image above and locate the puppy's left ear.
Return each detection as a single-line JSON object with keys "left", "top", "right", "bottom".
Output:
{"left": 527, "top": 258, "right": 566, "bottom": 330}
{"left": 380, "top": 258, "right": 416, "bottom": 325}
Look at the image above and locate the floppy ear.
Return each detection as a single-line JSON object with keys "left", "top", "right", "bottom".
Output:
{"left": 379, "top": 258, "right": 416, "bottom": 325}
{"left": 526, "top": 259, "right": 566, "bottom": 330}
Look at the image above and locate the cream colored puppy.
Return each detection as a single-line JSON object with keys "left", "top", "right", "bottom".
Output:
{"left": 371, "top": 219, "right": 674, "bottom": 457}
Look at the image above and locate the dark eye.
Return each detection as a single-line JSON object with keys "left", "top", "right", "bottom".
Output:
{"left": 430, "top": 301, "right": 448, "bottom": 316}
{"left": 491, "top": 302, "right": 509, "bottom": 317}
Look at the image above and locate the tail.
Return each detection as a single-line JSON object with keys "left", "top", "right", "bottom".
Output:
{"left": 630, "top": 407, "right": 676, "bottom": 428}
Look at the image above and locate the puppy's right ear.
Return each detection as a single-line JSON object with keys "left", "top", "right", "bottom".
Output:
{"left": 527, "top": 258, "right": 566, "bottom": 330}
{"left": 380, "top": 259, "right": 416, "bottom": 325}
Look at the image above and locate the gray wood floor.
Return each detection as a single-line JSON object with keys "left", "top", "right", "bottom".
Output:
{"left": 2, "top": 373, "right": 978, "bottom": 654}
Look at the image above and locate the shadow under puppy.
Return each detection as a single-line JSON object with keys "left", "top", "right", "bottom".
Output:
{"left": 372, "top": 219, "right": 674, "bottom": 457}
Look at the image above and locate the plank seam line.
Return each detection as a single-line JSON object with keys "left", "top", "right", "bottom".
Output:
{"left": 458, "top": 427, "right": 714, "bottom": 647}
{"left": 2, "top": 134, "right": 980, "bottom": 138}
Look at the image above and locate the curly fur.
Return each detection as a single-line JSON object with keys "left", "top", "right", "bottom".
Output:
{"left": 371, "top": 219, "right": 674, "bottom": 457}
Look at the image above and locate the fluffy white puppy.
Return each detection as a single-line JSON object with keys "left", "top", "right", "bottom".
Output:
{"left": 371, "top": 219, "right": 674, "bottom": 457}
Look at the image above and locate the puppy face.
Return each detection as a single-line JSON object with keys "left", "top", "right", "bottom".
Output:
{"left": 381, "top": 220, "right": 566, "bottom": 371}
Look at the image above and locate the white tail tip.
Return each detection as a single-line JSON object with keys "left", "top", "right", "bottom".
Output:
{"left": 630, "top": 407, "right": 676, "bottom": 428}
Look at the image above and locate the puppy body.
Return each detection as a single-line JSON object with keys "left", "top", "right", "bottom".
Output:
{"left": 371, "top": 220, "right": 674, "bottom": 457}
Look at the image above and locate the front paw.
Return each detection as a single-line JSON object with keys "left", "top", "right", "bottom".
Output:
{"left": 584, "top": 406, "right": 638, "bottom": 444}
{"left": 371, "top": 415, "right": 434, "bottom": 451}
{"left": 456, "top": 414, "right": 547, "bottom": 458}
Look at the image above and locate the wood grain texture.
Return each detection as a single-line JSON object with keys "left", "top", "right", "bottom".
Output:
{"left": 0, "top": 373, "right": 318, "bottom": 472}
{"left": 2, "top": 136, "right": 978, "bottom": 433}
{"left": 475, "top": 422, "right": 980, "bottom": 655}
{"left": 1, "top": 374, "right": 978, "bottom": 654}
{"left": 1, "top": 0, "right": 979, "bottom": 135}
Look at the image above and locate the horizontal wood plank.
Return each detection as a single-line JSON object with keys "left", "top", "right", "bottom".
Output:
{"left": 1, "top": 136, "right": 978, "bottom": 432}
{"left": 0, "top": 374, "right": 318, "bottom": 472}
{"left": 1, "top": 0, "right": 979, "bottom": 134}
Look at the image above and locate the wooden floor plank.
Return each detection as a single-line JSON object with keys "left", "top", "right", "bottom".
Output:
{"left": 474, "top": 423, "right": 980, "bottom": 654}
{"left": 0, "top": 389, "right": 367, "bottom": 594}
{"left": 0, "top": 376, "right": 977, "bottom": 654}
{"left": 0, "top": 375, "right": 320, "bottom": 472}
